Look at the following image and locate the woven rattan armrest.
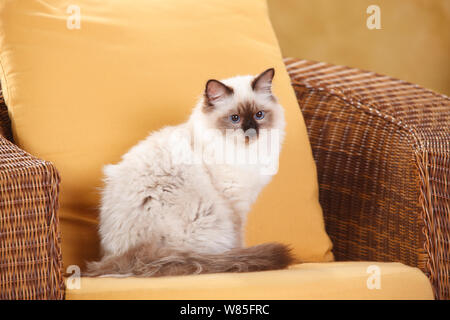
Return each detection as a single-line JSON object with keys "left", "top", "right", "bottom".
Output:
{"left": 284, "top": 58, "right": 449, "bottom": 299}
{"left": 0, "top": 90, "right": 64, "bottom": 299}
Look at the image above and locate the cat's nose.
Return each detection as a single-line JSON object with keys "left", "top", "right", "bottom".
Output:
{"left": 242, "top": 119, "right": 258, "bottom": 134}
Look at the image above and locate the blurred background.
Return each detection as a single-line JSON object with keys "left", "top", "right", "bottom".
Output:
{"left": 268, "top": 0, "right": 450, "bottom": 95}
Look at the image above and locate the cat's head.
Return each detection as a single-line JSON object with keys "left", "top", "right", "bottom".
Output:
{"left": 193, "top": 68, "right": 285, "bottom": 144}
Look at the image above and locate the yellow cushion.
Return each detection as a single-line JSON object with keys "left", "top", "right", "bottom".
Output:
{"left": 65, "top": 262, "right": 433, "bottom": 300}
{"left": 0, "top": 0, "right": 333, "bottom": 270}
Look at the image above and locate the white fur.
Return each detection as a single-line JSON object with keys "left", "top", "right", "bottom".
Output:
{"left": 98, "top": 73, "right": 285, "bottom": 258}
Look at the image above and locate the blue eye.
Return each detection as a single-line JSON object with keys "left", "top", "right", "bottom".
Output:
{"left": 230, "top": 114, "right": 240, "bottom": 123}
{"left": 254, "top": 110, "right": 265, "bottom": 120}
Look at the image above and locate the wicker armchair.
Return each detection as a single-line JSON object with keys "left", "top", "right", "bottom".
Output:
{"left": 0, "top": 58, "right": 449, "bottom": 300}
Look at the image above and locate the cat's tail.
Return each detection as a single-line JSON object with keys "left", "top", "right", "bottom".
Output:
{"left": 84, "top": 242, "right": 296, "bottom": 277}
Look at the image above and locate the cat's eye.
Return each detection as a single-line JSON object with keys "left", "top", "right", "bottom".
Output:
{"left": 230, "top": 114, "right": 240, "bottom": 123}
{"left": 254, "top": 110, "right": 265, "bottom": 120}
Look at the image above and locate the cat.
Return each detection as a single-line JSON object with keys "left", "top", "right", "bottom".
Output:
{"left": 85, "top": 68, "right": 295, "bottom": 277}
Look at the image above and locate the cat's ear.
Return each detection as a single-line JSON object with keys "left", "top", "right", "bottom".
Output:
{"left": 205, "top": 80, "right": 233, "bottom": 106}
{"left": 252, "top": 68, "right": 275, "bottom": 94}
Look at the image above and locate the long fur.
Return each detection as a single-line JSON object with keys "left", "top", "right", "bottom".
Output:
{"left": 85, "top": 242, "right": 295, "bottom": 277}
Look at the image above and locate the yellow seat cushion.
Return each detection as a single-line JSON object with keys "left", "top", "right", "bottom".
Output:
{"left": 0, "top": 0, "right": 333, "bottom": 270}
{"left": 65, "top": 262, "right": 433, "bottom": 300}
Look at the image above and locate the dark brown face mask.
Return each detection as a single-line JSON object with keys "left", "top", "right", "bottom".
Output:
{"left": 241, "top": 107, "right": 259, "bottom": 136}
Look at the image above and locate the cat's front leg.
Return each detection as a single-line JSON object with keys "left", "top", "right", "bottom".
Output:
{"left": 229, "top": 200, "right": 253, "bottom": 248}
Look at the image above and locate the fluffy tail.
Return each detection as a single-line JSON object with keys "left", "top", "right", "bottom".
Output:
{"left": 85, "top": 242, "right": 295, "bottom": 277}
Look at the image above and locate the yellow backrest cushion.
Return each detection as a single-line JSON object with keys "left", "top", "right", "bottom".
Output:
{"left": 0, "top": 0, "right": 333, "bottom": 269}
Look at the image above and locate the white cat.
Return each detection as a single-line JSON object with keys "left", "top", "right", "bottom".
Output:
{"left": 86, "top": 68, "right": 294, "bottom": 277}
